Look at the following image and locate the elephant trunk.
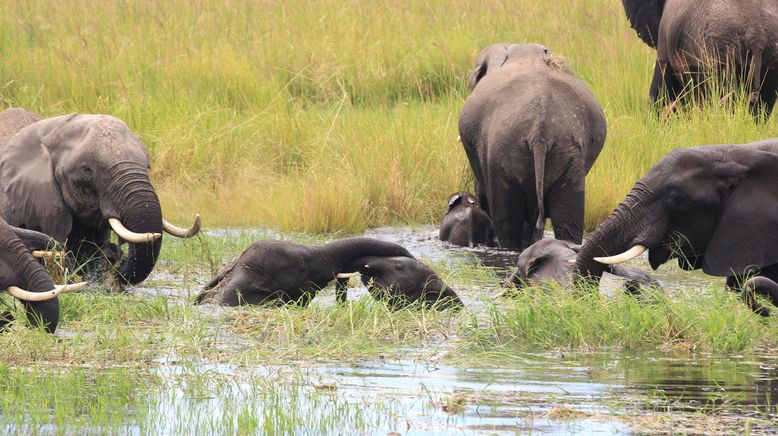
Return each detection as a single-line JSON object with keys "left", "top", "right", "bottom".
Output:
{"left": 2, "top": 235, "right": 59, "bottom": 332}
{"left": 316, "top": 237, "right": 415, "bottom": 275}
{"left": 107, "top": 164, "right": 163, "bottom": 285}
{"left": 576, "top": 183, "right": 655, "bottom": 284}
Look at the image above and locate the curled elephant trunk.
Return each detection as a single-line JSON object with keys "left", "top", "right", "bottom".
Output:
{"left": 162, "top": 214, "right": 201, "bottom": 238}
{"left": 108, "top": 166, "right": 164, "bottom": 285}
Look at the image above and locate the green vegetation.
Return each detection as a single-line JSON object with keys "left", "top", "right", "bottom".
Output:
{"left": 2, "top": 0, "right": 774, "bottom": 231}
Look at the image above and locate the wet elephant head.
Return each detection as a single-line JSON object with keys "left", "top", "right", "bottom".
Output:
{"left": 345, "top": 256, "right": 463, "bottom": 310}
{"left": 439, "top": 192, "right": 496, "bottom": 247}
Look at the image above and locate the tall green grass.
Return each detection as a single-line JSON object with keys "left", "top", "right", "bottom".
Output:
{"left": 1, "top": 0, "right": 775, "bottom": 232}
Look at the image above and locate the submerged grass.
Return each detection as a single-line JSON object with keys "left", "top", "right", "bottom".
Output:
{"left": 1, "top": 0, "right": 775, "bottom": 231}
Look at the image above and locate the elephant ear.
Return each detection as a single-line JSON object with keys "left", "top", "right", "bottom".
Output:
{"left": 622, "top": 0, "right": 665, "bottom": 48}
{"left": 445, "top": 192, "right": 467, "bottom": 214}
{"left": 0, "top": 117, "right": 73, "bottom": 241}
{"left": 703, "top": 151, "right": 778, "bottom": 276}
{"left": 467, "top": 64, "right": 488, "bottom": 92}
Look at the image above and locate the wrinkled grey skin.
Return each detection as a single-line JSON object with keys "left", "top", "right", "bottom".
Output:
{"left": 439, "top": 192, "right": 496, "bottom": 247}
{"left": 337, "top": 256, "right": 463, "bottom": 310}
{"left": 0, "top": 217, "right": 61, "bottom": 332}
{"left": 576, "top": 139, "right": 778, "bottom": 315}
{"left": 195, "top": 237, "right": 414, "bottom": 306}
{"left": 459, "top": 44, "right": 606, "bottom": 249}
{"left": 0, "top": 108, "right": 164, "bottom": 285}
{"left": 622, "top": 0, "right": 778, "bottom": 117}
{"left": 505, "top": 239, "right": 659, "bottom": 295}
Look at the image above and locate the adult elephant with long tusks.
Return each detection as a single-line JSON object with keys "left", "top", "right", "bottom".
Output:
{"left": 576, "top": 139, "right": 778, "bottom": 314}
{"left": 459, "top": 44, "right": 606, "bottom": 249}
{"left": 622, "top": 0, "right": 778, "bottom": 117}
{"left": 0, "top": 108, "right": 201, "bottom": 285}
{"left": 195, "top": 237, "right": 416, "bottom": 307}
{"left": 0, "top": 217, "right": 86, "bottom": 332}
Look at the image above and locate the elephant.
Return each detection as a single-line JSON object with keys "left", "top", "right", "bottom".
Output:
{"left": 336, "top": 256, "right": 463, "bottom": 310}
{"left": 195, "top": 237, "right": 416, "bottom": 306}
{"left": 0, "top": 217, "right": 86, "bottom": 333}
{"left": 504, "top": 238, "right": 659, "bottom": 295}
{"left": 622, "top": 0, "right": 778, "bottom": 117}
{"left": 576, "top": 139, "right": 778, "bottom": 315}
{"left": 439, "top": 192, "right": 496, "bottom": 247}
{"left": 459, "top": 43, "right": 606, "bottom": 249}
{"left": 0, "top": 108, "right": 201, "bottom": 286}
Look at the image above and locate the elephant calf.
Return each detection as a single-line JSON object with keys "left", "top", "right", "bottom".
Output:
{"left": 195, "top": 237, "right": 415, "bottom": 306}
{"left": 505, "top": 239, "right": 659, "bottom": 296}
{"left": 439, "top": 192, "right": 496, "bottom": 247}
{"left": 337, "top": 256, "right": 463, "bottom": 310}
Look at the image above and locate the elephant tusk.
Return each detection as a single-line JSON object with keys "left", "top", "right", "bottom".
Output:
{"left": 6, "top": 281, "right": 88, "bottom": 302}
{"left": 593, "top": 245, "right": 647, "bottom": 265}
{"left": 336, "top": 272, "right": 359, "bottom": 279}
{"left": 32, "top": 250, "right": 66, "bottom": 259}
{"left": 163, "top": 214, "right": 201, "bottom": 238}
{"left": 109, "top": 218, "right": 162, "bottom": 243}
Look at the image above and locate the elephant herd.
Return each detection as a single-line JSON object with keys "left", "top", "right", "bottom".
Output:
{"left": 4, "top": 0, "right": 778, "bottom": 333}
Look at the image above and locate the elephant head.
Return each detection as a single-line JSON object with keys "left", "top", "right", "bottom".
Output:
{"left": 0, "top": 218, "right": 86, "bottom": 332}
{"left": 0, "top": 111, "right": 200, "bottom": 285}
{"left": 439, "top": 192, "right": 496, "bottom": 247}
{"left": 505, "top": 238, "right": 659, "bottom": 294}
{"left": 467, "top": 43, "right": 551, "bottom": 91}
{"left": 196, "top": 237, "right": 415, "bottom": 306}
{"left": 344, "top": 256, "right": 463, "bottom": 310}
{"left": 577, "top": 140, "right": 778, "bottom": 283}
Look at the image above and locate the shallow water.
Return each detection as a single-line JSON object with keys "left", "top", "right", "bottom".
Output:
{"left": 6, "top": 226, "right": 777, "bottom": 434}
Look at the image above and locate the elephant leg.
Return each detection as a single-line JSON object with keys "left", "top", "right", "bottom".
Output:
{"left": 474, "top": 178, "right": 489, "bottom": 215}
{"left": 487, "top": 176, "right": 526, "bottom": 249}
{"left": 649, "top": 60, "right": 664, "bottom": 104}
{"left": 336, "top": 277, "right": 349, "bottom": 304}
{"left": 758, "top": 69, "right": 778, "bottom": 120}
{"left": 546, "top": 186, "right": 585, "bottom": 244}
{"left": 727, "top": 274, "right": 773, "bottom": 317}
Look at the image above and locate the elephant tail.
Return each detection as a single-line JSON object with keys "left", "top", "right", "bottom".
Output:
{"left": 531, "top": 140, "right": 547, "bottom": 242}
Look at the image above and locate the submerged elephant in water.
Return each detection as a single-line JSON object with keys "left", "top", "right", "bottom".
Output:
{"left": 504, "top": 239, "right": 658, "bottom": 295}
{"left": 439, "top": 192, "right": 496, "bottom": 248}
{"left": 0, "top": 108, "right": 201, "bottom": 286}
{"left": 337, "top": 256, "right": 463, "bottom": 310}
{"left": 459, "top": 43, "right": 606, "bottom": 249}
{"left": 0, "top": 217, "right": 86, "bottom": 333}
{"left": 196, "top": 237, "right": 414, "bottom": 306}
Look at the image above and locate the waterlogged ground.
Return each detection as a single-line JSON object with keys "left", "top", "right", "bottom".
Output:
{"left": 2, "top": 227, "right": 778, "bottom": 434}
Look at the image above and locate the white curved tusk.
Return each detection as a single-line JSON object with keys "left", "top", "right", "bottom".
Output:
{"left": 163, "top": 214, "right": 201, "bottom": 238}
{"left": 108, "top": 218, "right": 161, "bottom": 243}
{"left": 336, "top": 272, "right": 359, "bottom": 279}
{"left": 6, "top": 281, "right": 89, "bottom": 302}
{"left": 593, "top": 245, "right": 647, "bottom": 265}
{"left": 32, "top": 250, "right": 65, "bottom": 259}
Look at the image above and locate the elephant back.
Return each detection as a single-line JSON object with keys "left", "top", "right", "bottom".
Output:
{"left": 0, "top": 108, "right": 43, "bottom": 151}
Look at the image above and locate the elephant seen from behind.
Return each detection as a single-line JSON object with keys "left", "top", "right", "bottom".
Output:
{"left": 622, "top": 0, "right": 778, "bottom": 117}
{"left": 439, "top": 192, "right": 496, "bottom": 247}
{"left": 459, "top": 44, "right": 606, "bottom": 249}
